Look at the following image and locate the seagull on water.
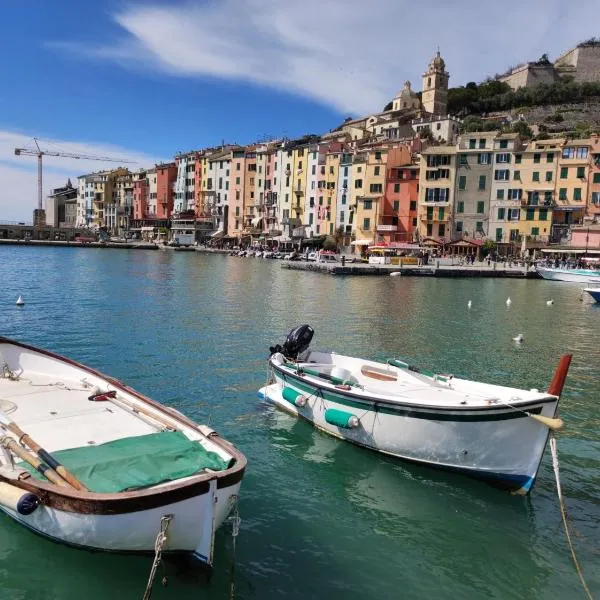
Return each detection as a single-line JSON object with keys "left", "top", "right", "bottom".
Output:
{"left": 506, "top": 297, "right": 512, "bottom": 306}
{"left": 546, "top": 299, "right": 554, "bottom": 306}
{"left": 467, "top": 300, "right": 472, "bottom": 309}
{"left": 16, "top": 296, "right": 24, "bottom": 306}
{"left": 512, "top": 333, "right": 524, "bottom": 343}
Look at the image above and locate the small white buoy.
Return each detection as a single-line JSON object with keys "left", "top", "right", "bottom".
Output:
{"left": 15, "top": 296, "right": 24, "bottom": 306}
{"left": 546, "top": 299, "right": 554, "bottom": 306}
{"left": 467, "top": 300, "right": 472, "bottom": 309}
{"left": 512, "top": 333, "right": 523, "bottom": 343}
{"left": 506, "top": 297, "right": 512, "bottom": 306}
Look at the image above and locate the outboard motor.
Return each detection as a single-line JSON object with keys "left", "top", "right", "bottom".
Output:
{"left": 269, "top": 324, "right": 314, "bottom": 360}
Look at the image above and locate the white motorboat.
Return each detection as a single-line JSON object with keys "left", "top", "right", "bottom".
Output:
{"left": 261, "top": 326, "right": 571, "bottom": 495}
{"left": 0, "top": 336, "right": 246, "bottom": 567}
{"left": 583, "top": 287, "right": 600, "bottom": 302}
{"left": 536, "top": 266, "right": 600, "bottom": 283}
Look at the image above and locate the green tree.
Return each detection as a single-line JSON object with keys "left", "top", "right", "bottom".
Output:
{"left": 511, "top": 121, "right": 533, "bottom": 138}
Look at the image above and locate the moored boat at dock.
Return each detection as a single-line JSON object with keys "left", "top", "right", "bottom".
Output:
{"left": 536, "top": 266, "right": 600, "bottom": 283}
{"left": 584, "top": 287, "right": 600, "bottom": 302}
{"left": 0, "top": 336, "right": 246, "bottom": 567}
{"left": 261, "top": 325, "right": 571, "bottom": 494}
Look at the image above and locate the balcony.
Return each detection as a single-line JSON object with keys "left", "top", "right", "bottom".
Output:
{"left": 294, "top": 189, "right": 304, "bottom": 197}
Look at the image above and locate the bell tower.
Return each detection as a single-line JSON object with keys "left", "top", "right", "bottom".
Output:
{"left": 421, "top": 50, "right": 449, "bottom": 116}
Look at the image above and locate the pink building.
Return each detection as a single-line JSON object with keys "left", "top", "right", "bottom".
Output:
{"left": 132, "top": 175, "right": 147, "bottom": 220}
{"left": 229, "top": 149, "right": 246, "bottom": 237}
{"left": 570, "top": 226, "right": 600, "bottom": 249}
{"left": 587, "top": 137, "right": 600, "bottom": 220}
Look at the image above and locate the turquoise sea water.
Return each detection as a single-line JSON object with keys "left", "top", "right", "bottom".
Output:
{"left": 0, "top": 246, "right": 598, "bottom": 600}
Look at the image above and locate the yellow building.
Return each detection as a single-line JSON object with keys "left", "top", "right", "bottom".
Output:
{"left": 554, "top": 139, "right": 590, "bottom": 243}
{"left": 322, "top": 150, "right": 340, "bottom": 237}
{"left": 514, "top": 139, "right": 560, "bottom": 243}
{"left": 417, "top": 146, "right": 457, "bottom": 242}
{"left": 290, "top": 144, "right": 308, "bottom": 237}
{"left": 353, "top": 146, "right": 389, "bottom": 244}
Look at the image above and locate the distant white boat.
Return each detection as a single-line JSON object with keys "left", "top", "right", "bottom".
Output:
{"left": 0, "top": 336, "right": 245, "bottom": 567}
{"left": 537, "top": 266, "right": 600, "bottom": 283}
{"left": 262, "top": 325, "right": 572, "bottom": 495}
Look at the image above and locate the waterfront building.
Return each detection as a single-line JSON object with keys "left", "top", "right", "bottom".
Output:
{"left": 554, "top": 138, "right": 588, "bottom": 243}
{"left": 208, "top": 148, "right": 234, "bottom": 236}
{"left": 587, "top": 136, "right": 600, "bottom": 222}
{"left": 304, "top": 143, "right": 321, "bottom": 239}
{"left": 349, "top": 150, "right": 368, "bottom": 244}
{"left": 383, "top": 146, "right": 419, "bottom": 243}
{"left": 277, "top": 143, "right": 294, "bottom": 238}
{"left": 229, "top": 149, "right": 246, "bottom": 238}
{"left": 242, "top": 146, "right": 259, "bottom": 237}
{"left": 454, "top": 132, "right": 497, "bottom": 241}
{"left": 517, "top": 139, "right": 559, "bottom": 244}
{"left": 104, "top": 171, "right": 134, "bottom": 234}
{"left": 489, "top": 134, "right": 527, "bottom": 245}
{"left": 417, "top": 146, "right": 457, "bottom": 242}
{"left": 76, "top": 175, "right": 94, "bottom": 228}
{"left": 155, "top": 163, "right": 177, "bottom": 220}
{"left": 46, "top": 180, "right": 77, "bottom": 228}
{"left": 146, "top": 168, "right": 157, "bottom": 217}
{"left": 321, "top": 145, "right": 341, "bottom": 238}
{"left": 287, "top": 141, "right": 309, "bottom": 241}
{"left": 174, "top": 152, "right": 197, "bottom": 213}
{"left": 354, "top": 145, "right": 389, "bottom": 245}
{"left": 336, "top": 148, "right": 353, "bottom": 245}
{"left": 421, "top": 50, "right": 449, "bottom": 116}
{"left": 132, "top": 170, "right": 148, "bottom": 222}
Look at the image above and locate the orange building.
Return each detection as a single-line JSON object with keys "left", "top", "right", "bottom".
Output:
{"left": 155, "top": 163, "right": 177, "bottom": 219}
{"left": 383, "top": 146, "right": 419, "bottom": 243}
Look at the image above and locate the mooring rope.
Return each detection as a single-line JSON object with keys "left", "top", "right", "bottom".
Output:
{"left": 142, "top": 514, "right": 173, "bottom": 600}
{"left": 550, "top": 435, "right": 594, "bottom": 600}
{"left": 228, "top": 497, "right": 241, "bottom": 600}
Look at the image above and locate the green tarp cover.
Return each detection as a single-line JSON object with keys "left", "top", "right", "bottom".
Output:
{"left": 22, "top": 431, "right": 231, "bottom": 493}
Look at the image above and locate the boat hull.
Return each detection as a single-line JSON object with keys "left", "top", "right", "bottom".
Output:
{"left": 0, "top": 481, "right": 240, "bottom": 562}
{"left": 261, "top": 369, "right": 558, "bottom": 494}
{"left": 536, "top": 267, "right": 600, "bottom": 283}
{"left": 584, "top": 287, "right": 600, "bottom": 302}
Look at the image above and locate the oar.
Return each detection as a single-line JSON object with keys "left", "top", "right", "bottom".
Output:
{"left": 489, "top": 399, "right": 565, "bottom": 430}
{"left": 387, "top": 358, "right": 450, "bottom": 382}
{"left": 0, "top": 436, "right": 70, "bottom": 488}
{"left": 89, "top": 390, "right": 178, "bottom": 432}
{"left": 0, "top": 412, "right": 88, "bottom": 491}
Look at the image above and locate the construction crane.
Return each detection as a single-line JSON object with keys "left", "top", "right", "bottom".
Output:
{"left": 14, "top": 137, "right": 136, "bottom": 212}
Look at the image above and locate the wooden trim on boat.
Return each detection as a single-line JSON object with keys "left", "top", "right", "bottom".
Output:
{"left": 0, "top": 336, "right": 247, "bottom": 514}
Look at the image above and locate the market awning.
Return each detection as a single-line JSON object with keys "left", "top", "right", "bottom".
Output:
{"left": 351, "top": 239, "right": 372, "bottom": 246}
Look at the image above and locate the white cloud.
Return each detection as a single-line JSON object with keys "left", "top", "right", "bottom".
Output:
{"left": 0, "top": 131, "right": 161, "bottom": 223}
{"left": 49, "top": 0, "right": 600, "bottom": 115}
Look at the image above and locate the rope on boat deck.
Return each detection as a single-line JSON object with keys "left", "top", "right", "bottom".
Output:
{"left": 550, "top": 435, "right": 594, "bottom": 600}
{"left": 142, "top": 514, "right": 173, "bottom": 600}
{"left": 228, "top": 496, "right": 241, "bottom": 600}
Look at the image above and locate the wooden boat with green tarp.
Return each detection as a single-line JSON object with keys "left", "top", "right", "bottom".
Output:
{"left": 0, "top": 336, "right": 246, "bottom": 567}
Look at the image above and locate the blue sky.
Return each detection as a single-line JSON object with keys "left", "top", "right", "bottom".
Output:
{"left": 1, "top": 0, "right": 599, "bottom": 221}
